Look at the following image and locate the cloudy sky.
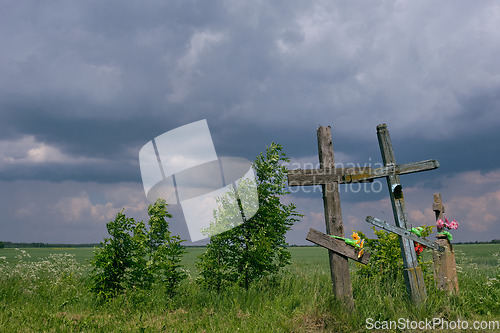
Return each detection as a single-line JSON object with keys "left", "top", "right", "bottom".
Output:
{"left": 1, "top": 1, "right": 499, "bottom": 245}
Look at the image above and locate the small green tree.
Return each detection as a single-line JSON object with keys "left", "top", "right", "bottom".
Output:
{"left": 197, "top": 142, "right": 301, "bottom": 290}
{"left": 0, "top": 241, "right": 4, "bottom": 249}
{"left": 146, "top": 199, "right": 186, "bottom": 294}
{"left": 89, "top": 198, "right": 185, "bottom": 299}
{"left": 89, "top": 210, "right": 147, "bottom": 298}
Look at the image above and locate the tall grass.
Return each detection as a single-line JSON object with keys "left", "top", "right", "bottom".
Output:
{"left": 0, "top": 245, "right": 498, "bottom": 332}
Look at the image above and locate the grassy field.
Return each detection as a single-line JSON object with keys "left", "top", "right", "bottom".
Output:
{"left": 0, "top": 244, "right": 498, "bottom": 332}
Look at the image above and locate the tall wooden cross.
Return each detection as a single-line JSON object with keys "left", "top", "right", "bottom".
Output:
{"left": 367, "top": 124, "right": 440, "bottom": 303}
{"left": 313, "top": 127, "right": 351, "bottom": 303}
{"left": 287, "top": 126, "right": 366, "bottom": 305}
{"left": 288, "top": 124, "right": 440, "bottom": 304}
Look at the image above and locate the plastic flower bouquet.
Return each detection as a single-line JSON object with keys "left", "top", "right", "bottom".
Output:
{"left": 436, "top": 216, "right": 459, "bottom": 241}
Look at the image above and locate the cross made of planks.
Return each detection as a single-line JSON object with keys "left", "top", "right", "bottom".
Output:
{"left": 287, "top": 126, "right": 359, "bottom": 305}
{"left": 288, "top": 124, "right": 441, "bottom": 305}
{"left": 363, "top": 124, "right": 441, "bottom": 304}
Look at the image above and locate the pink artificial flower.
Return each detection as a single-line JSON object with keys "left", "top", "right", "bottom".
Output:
{"left": 436, "top": 219, "right": 445, "bottom": 229}
{"left": 444, "top": 216, "right": 451, "bottom": 228}
{"left": 449, "top": 219, "right": 459, "bottom": 230}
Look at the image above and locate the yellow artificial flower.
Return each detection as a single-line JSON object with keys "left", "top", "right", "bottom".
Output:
{"left": 357, "top": 239, "right": 365, "bottom": 258}
{"left": 351, "top": 232, "right": 361, "bottom": 246}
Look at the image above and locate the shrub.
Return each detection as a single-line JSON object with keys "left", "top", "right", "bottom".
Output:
{"left": 355, "top": 225, "right": 434, "bottom": 285}
{"left": 89, "top": 198, "right": 185, "bottom": 299}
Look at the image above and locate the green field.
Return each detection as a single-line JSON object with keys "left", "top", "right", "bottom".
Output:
{"left": 0, "top": 244, "right": 499, "bottom": 332}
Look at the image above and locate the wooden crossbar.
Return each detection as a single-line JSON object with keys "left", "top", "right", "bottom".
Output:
{"left": 306, "top": 228, "right": 371, "bottom": 264}
{"left": 288, "top": 160, "right": 439, "bottom": 186}
{"left": 366, "top": 216, "right": 444, "bottom": 252}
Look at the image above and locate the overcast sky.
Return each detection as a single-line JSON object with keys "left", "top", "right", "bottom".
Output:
{"left": 1, "top": 1, "right": 499, "bottom": 245}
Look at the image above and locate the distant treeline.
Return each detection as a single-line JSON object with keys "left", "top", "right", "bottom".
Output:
{"left": 0, "top": 240, "right": 498, "bottom": 249}
{"left": 0, "top": 241, "right": 99, "bottom": 248}
{"left": 454, "top": 240, "right": 500, "bottom": 245}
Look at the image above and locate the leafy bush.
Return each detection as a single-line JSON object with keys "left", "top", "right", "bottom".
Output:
{"left": 89, "top": 198, "right": 185, "bottom": 299}
{"left": 355, "top": 225, "right": 434, "bottom": 285}
{"left": 197, "top": 143, "right": 301, "bottom": 290}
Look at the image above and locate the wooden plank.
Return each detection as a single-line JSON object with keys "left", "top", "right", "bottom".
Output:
{"left": 287, "top": 160, "right": 439, "bottom": 186}
{"left": 376, "top": 123, "right": 427, "bottom": 304}
{"left": 287, "top": 167, "right": 371, "bottom": 186}
{"left": 306, "top": 228, "right": 370, "bottom": 264}
{"left": 366, "top": 216, "right": 444, "bottom": 252}
{"left": 317, "top": 126, "right": 353, "bottom": 305}
{"left": 346, "top": 159, "right": 439, "bottom": 182}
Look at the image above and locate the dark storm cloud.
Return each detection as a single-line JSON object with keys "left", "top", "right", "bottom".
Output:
{"left": 0, "top": 0, "right": 499, "bottom": 242}
{"left": 0, "top": 1, "right": 307, "bottom": 180}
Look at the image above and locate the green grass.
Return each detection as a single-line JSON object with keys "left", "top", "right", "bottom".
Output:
{"left": 455, "top": 243, "right": 499, "bottom": 267}
{"left": 0, "top": 244, "right": 498, "bottom": 332}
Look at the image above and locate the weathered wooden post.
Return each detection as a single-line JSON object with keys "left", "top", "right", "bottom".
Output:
{"left": 432, "top": 193, "right": 459, "bottom": 293}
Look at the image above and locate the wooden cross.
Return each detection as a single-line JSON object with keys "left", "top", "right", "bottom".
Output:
{"left": 315, "top": 126, "right": 353, "bottom": 304}
{"left": 287, "top": 126, "right": 362, "bottom": 304}
{"left": 366, "top": 124, "right": 440, "bottom": 303}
